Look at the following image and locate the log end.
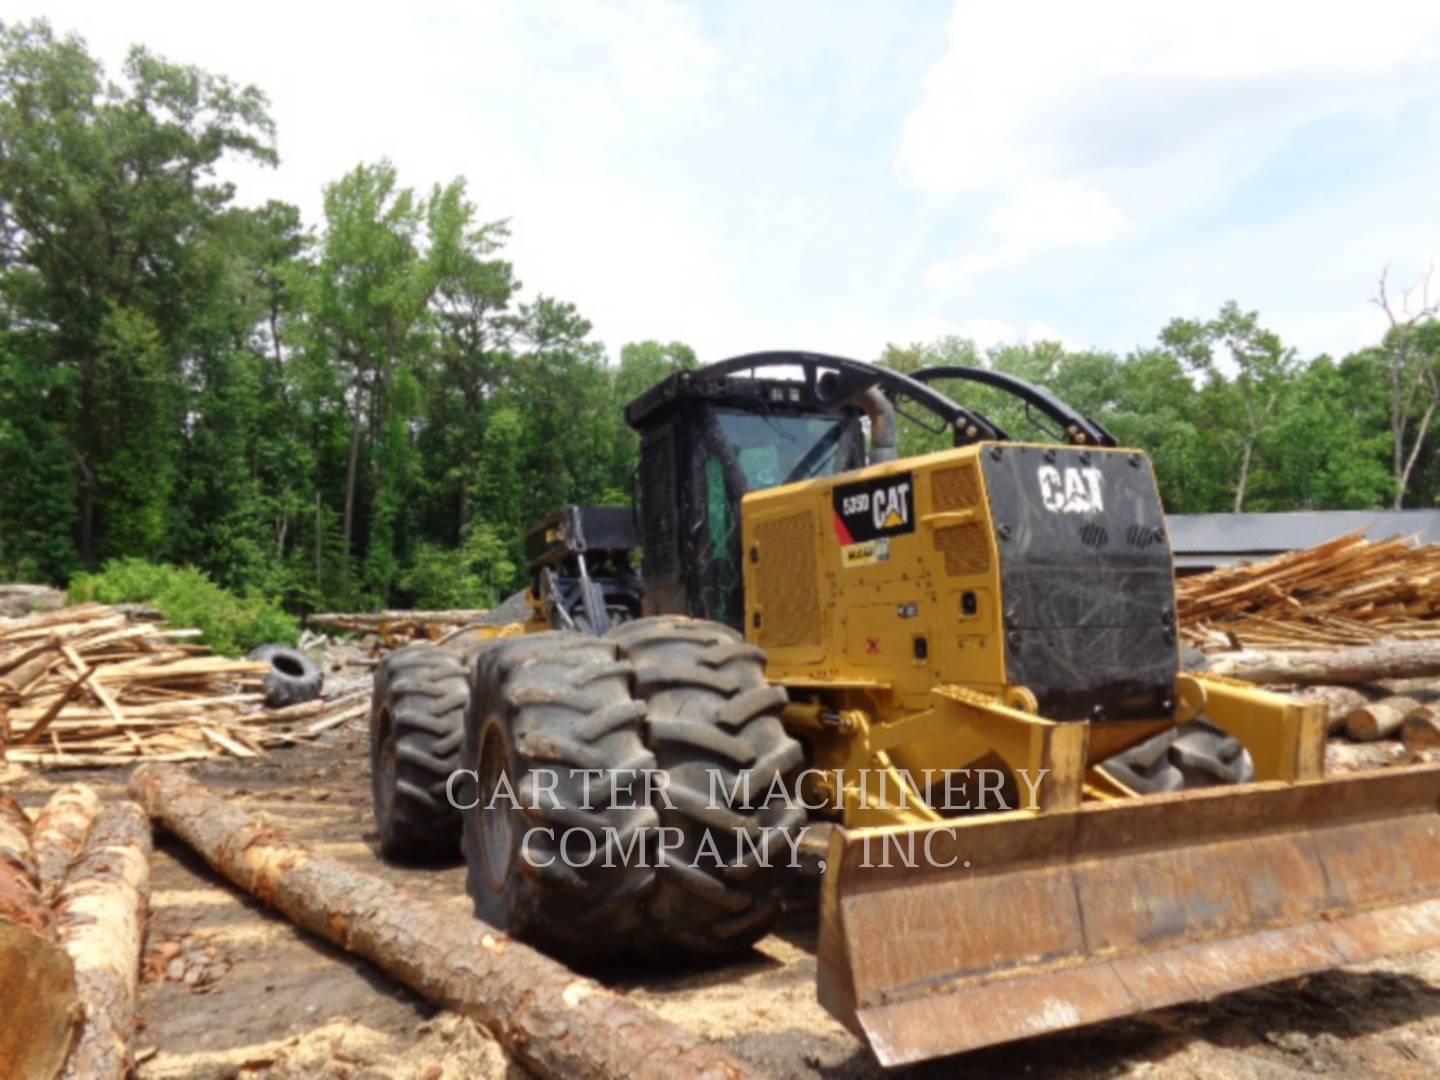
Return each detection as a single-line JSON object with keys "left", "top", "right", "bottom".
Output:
{"left": 0, "top": 922, "right": 82, "bottom": 1080}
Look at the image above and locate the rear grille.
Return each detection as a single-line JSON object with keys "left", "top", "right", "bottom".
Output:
{"left": 931, "top": 465, "right": 981, "bottom": 512}
{"left": 755, "top": 513, "right": 821, "bottom": 647}
{"left": 640, "top": 429, "right": 677, "bottom": 580}
{"left": 935, "top": 522, "right": 991, "bottom": 576}
{"left": 1079, "top": 523, "right": 1109, "bottom": 549}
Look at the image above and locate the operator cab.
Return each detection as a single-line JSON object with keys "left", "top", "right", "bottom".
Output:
{"left": 626, "top": 363, "right": 869, "bottom": 627}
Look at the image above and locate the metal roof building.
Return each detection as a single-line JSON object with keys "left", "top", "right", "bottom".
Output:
{"left": 1165, "top": 510, "right": 1440, "bottom": 573}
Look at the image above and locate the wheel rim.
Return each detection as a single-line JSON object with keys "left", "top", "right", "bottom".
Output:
{"left": 477, "top": 720, "right": 518, "bottom": 889}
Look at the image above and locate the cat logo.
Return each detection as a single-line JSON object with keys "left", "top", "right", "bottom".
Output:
{"left": 1038, "top": 465, "right": 1105, "bottom": 514}
{"left": 833, "top": 472, "right": 916, "bottom": 545}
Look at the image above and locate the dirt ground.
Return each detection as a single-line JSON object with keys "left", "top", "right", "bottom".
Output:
{"left": 8, "top": 655, "right": 1440, "bottom": 1080}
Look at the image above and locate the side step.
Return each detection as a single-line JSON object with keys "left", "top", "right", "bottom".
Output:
{"left": 817, "top": 764, "right": 1440, "bottom": 1067}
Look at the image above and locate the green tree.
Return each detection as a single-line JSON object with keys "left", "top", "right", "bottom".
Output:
{"left": 0, "top": 20, "right": 275, "bottom": 565}
{"left": 1160, "top": 302, "right": 1298, "bottom": 512}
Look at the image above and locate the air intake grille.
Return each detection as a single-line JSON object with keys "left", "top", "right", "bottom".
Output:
{"left": 639, "top": 428, "right": 677, "bottom": 581}
{"left": 931, "top": 465, "right": 981, "bottom": 512}
{"left": 935, "top": 522, "right": 991, "bottom": 576}
{"left": 755, "top": 513, "right": 821, "bottom": 648}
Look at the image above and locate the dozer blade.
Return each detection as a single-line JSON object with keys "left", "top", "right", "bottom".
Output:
{"left": 817, "top": 764, "right": 1440, "bottom": 1067}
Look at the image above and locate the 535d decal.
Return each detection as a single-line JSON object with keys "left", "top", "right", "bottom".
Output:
{"left": 833, "top": 473, "right": 915, "bottom": 546}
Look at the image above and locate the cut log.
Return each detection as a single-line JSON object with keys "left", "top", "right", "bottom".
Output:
{"left": 0, "top": 584, "right": 66, "bottom": 617}
{"left": 128, "top": 764, "right": 762, "bottom": 1080}
{"left": 1208, "top": 640, "right": 1440, "bottom": 686}
{"left": 32, "top": 784, "right": 102, "bottom": 899}
{"left": 1402, "top": 706, "right": 1440, "bottom": 752}
{"left": 306, "top": 608, "right": 491, "bottom": 633}
{"left": 0, "top": 795, "right": 82, "bottom": 1079}
{"left": 1344, "top": 696, "right": 1422, "bottom": 742}
{"left": 1292, "top": 685, "right": 1375, "bottom": 734}
{"left": 55, "top": 801, "right": 151, "bottom": 1080}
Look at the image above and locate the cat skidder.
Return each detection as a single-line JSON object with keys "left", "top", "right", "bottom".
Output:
{"left": 370, "top": 352, "right": 1440, "bottom": 1067}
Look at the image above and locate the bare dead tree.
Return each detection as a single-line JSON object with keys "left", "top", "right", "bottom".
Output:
{"left": 1373, "top": 265, "right": 1440, "bottom": 508}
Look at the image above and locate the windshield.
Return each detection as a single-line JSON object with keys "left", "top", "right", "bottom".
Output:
{"left": 710, "top": 408, "right": 862, "bottom": 489}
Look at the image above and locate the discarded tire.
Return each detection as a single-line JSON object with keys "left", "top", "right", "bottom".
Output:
{"left": 247, "top": 644, "right": 323, "bottom": 708}
{"left": 370, "top": 643, "right": 469, "bottom": 861}
{"left": 608, "top": 616, "right": 805, "bottom": 958}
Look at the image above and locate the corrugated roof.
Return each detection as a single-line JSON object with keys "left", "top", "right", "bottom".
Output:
{"left": 1165, "top": 510, "right": 1440, "bottom": 554}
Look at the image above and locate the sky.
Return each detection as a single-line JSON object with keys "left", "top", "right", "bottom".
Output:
{"left": 19, "top": 0, "right": 1440, "bottom": 363}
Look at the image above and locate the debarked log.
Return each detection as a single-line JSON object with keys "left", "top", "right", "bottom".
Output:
{"left": 0, "top": 795, "right": 82, "bottom": 1080}
{"left": 55, "top": 800, "right": 151, "bottom": 1080}
{"left": 1207, "top": 639, "right": 1440, "bottom": 686}
{"left": 127, "top": 764, "right": 762, "bottom": 1080}
{"left": 1345, "top": 696, "right": 1423, "bottom": 742}
{"left": 31, "top": 784, "right": 102, "bottom": 900}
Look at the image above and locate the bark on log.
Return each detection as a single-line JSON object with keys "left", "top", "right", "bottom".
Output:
{"left": 1207, "top": 640, "right": 1440, "bottom": 686}
{"left": 128, "top": 765, "right": 763, "bottom": 1080}
{"left": 1402, "top": 707, "right": 1440, "bottom": 752}
{"left": 0, "top": 795, "right": 82, "bottom": 1079}
{"left": 32, "top": 784, "right": 102, "bottom": 900}
{"left": 55, "top": 800, "right": 151, "bottom": 1080}
{"left": 1345, "top": 696, "right": 1422, "bottom": 741}
{"left": 1292, "top": 685, "right": 1375, "bottom": 734}
{"left": 306, "top": 609, "right": 491, "bottom": 633}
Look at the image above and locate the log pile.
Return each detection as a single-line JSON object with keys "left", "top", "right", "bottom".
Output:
{"left": 305, "top": 608, "right": 495, "bottom": 645}
{"left": 0, "top": 794, "right": 82, "bottom": 1079}
{"left": 0, "top": 604, "right": 366, "bottom": 768}
{"left": 1178, "top": 534, "right": 1440, "bottom": 650}
{"left": 0, "top": 785, "right": 151, "bottom": 1080}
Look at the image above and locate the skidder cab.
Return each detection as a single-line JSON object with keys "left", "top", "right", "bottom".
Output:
{"left": 370, "top": 351, "right": 1440, "bottom": 1068}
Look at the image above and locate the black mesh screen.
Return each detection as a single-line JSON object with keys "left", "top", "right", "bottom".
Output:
{"left": 639, "top": 425, "right": 678, "bottom": 583}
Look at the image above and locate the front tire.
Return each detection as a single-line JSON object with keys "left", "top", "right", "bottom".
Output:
{"left": 608, "top": 616, "right": 805, "bottom": 957}
{"left": 462, "top": 633, "right": 659, "bottom": 960}
{"left": 369, "top": 644, "right": 468, "bottom": 861}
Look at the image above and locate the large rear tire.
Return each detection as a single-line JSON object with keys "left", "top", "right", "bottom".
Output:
{"left": 462, "top": 633, "right": 658, "bottom": 960}
{"left": 608, "top": 616, "right": 805, "bottom": 958}
{"left": 370, "top": 643, "right": 468, "bottom": 861}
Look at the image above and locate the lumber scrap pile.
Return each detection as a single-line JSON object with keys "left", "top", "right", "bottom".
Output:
{"left": 0, "top": 604, "right": 367, "bottom": 769}
{"left": 1178, "top": 534, "right": 1440, "bottom": 651}
{"left": 305, "top": 607, "right": 493, "bottom": 645}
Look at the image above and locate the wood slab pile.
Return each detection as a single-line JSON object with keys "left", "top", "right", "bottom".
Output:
{"left": 0, "top": 604, "right": 367, "bottom": 769}
{"left": 1178, "top": 534, "right": 1440, "bottom": 651}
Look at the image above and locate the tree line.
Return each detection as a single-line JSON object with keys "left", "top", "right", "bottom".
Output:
{"left": 2, "top": 21, "right": 1437, "bottom": 615}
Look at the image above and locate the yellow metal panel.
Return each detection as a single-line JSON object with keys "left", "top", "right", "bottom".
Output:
{"left": 742, "top": 444, "right": 1011, "bottom": 702}
{"left": 1187, "top": 673, "right": 1327, "bottom": 781}
{"left": 752, "top": 510, "right": 823, "bottom": 655}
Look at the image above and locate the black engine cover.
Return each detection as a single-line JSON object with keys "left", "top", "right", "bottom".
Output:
{"left": 980, "top": 445, "right": 1178, "bottom": 722}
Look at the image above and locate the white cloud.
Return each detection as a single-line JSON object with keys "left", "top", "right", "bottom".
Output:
{"left": 925, "top": 181, "right": 1130, "bottom": 286}
{"left": 899, "top": 0, "right": 1440, "bottom": 193}
{"left": 903, "top": 1, "right": 1440, "bottom": 295}
{"left": 19, "top": 1, "right": 1440, "bottom": 368}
